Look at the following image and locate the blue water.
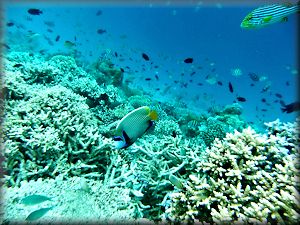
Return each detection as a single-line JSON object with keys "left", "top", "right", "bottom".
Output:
{"left": 4, "top": 1, "right": 299, "bottom": 123}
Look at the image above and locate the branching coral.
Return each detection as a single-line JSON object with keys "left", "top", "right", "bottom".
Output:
{"left": 3, "top": 85, "right": 113, "bottom": 186}
{"left": 166, "top": 125, "right": 300, "bottom": 224}
{"left": 118, "top": 134, "right": 206, "bottom": 221}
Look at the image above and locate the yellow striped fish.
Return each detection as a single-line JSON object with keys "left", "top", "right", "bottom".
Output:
{"left": 241, "top": 2, "right": 300, "bottom": 29}
{"left": 113, "top": 106, "right": 158, "bottom": 149}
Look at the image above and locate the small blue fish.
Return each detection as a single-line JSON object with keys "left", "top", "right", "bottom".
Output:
{"left": 21, "top": 194, "right": 52, "bottom": 205}
{"left": 25, "top": 206, "right": 54, "bottom": 221}
{"left": 241, "top": 2, "right": 300, "bottom": 29}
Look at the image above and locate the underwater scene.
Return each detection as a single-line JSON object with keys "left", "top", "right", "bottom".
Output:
{"left": 1, "top": 0, "right": 299, "bottom": 224}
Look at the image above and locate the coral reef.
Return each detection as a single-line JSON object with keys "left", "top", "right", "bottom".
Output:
{"left": 2, "top": 51, "right": 299, "bottom": 224}
{"left": 166, "top": 125, "right": 300, "bottom": 224}
{"left": 180, "top": 103, "right": 248, "bottom": 147}
{"left": 2, "top": 52, "right": 129, "bottom": 187}
{"left": 119, "top": 134, "right": 206, "bottom": 221}
{"left": 3, "top": 84, "right": 114, "bottom": 186}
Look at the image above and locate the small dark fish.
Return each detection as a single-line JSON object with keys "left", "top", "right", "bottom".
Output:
{"left": 26, "top": 206, "right": 54, "bottom": 221}
{"left": 155, "top": 88, "right": 160, "bottom": 91}
{"left": 286, "top": 81, "right": 290, "bottom": 86}
{"left": 47, "top": 28, "right": 53, "bottom": 33}
{"left": 154, "top": 65, "right": 159, "bottom": 68}
{"left": 96, "top": 10, "right": 102, "bottom": 16}
{"left": 6, "top": 22, "right": 14, "bottom": 27}
{"left": 248, "top": 72, "right": 260, "bottom": 81}
{"left": 182, "top": 83, "right": 188, "bottom": 88}
{"left": 21, "top": 194, "right": 52, "bottom": 205}
{"left": 228, "top": 82, "right": 234, "bottom": 93}
{"left": 261, "top": 98, "right": 266, "bottom": 103}
{"left": 44, "top": 21, "right": 55, "bottom": 27}
{"left": 281, "top": 101, "right": 300, "bottom": 113}
{"left": 142, "top": 53, "right": 150, "bottom": 61}
{"left": 184, "top": 57, "right": 193, "bottom": 63}
{"left": 13, "top": 63, "right": 23, "bottom": 68}
{"left": 250, "top": 83, "right": 255, "bottom": 87}
{"left": 261, "top": 109, "right": 268, "bottom": 112}
{"left": 28, "top": 8, "right": 43, "bottom": 15}
{"left": 236, "top": 96, "right": 246, "bottom": 102}
{"left": 114, "top": 52, "right": 118, "bottom": 57}
{"left": 217, "top": 81, "right": 223, "bottom": 86}
{"left": 145, "top": 78, "right": 151, "bottom": 81}
{"left": 197, "top": 83, "right": 203, "bottom": 86}
{"left": 171, "top": 130, "right": 177, "bottom": 138}
{"left": 279, "top": 100, "right": 286, "bottom": 106}
{"left": 55, "top": 35, "right": 60, "bottom": 42}
{"left": 1, "top": 43, "right": 10, "bottom": 49}
{"left": 190, "top": 71, "right": 196, "bottom": 76}
{"left": 155, "top": 74, "right": 159, "bottom": 80}
{"left": 97, "top": 29, "right": 106, "bottom": 34}
{"left": 120, "top": 68, "right": 124, "bottom": 72}
{"left": 64, "top": 40, "right": 75, "bottom": 47}
{"left": 39, "top": 49, "right": 46, "bottom": 55}
{"left": 261, "top": 84, "right": 270, "bottom": 93}
{"left": 275, "top": 93, "right": 282, "bottom": 98}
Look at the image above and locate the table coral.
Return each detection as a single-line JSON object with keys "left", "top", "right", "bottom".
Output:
{"left": 166, "top": 124, "right": 300, "bottom": 224}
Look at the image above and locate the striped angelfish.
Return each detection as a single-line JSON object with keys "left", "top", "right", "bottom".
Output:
{"left": 241, "top": 2, "right": 300, "bottom": 29}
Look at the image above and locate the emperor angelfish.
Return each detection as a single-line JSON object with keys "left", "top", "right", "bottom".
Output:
{"left": 113, "top": 106, "right": 158, "bottom": 149}
{"left": 241, "top": 2, "right": 300, "bottom": 29}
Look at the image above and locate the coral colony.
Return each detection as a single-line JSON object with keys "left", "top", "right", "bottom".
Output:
{"left": 2, "top": 51, "right": 299, "bottom": 223}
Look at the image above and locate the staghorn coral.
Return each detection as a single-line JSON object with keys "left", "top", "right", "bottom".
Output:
{"left": 166, "top": 124, "right": 300, "bottom": 224}
{"left": 6, "top": 52, "right": 125, "bottom": 108}
{"left": 2, "top": 52, "right": 133, "bottom": 189}
{"left": 118, "top": 134, "right": 206, "bottom": 221}
{"left": 264, "top": 118, "right": 300, "bottom": 154}
{"left": 3, "top": 84, "right": 113, "bottom": 187}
